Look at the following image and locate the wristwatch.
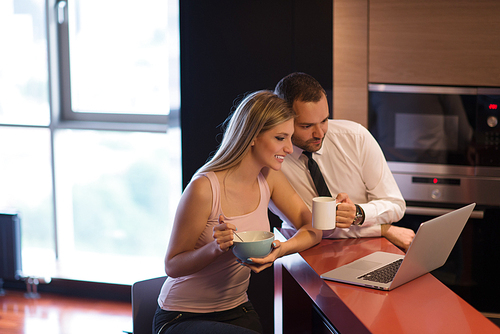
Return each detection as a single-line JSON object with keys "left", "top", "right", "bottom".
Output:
{"left": 353, "top": 204, "right": 365, "bottom": 226}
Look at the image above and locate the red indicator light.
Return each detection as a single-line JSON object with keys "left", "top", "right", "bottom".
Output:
{"left": 433, "top": 178, "right": 438, "bottom": 184}
{"left": 489, "top": 104, "right": 498, "bottom": 110}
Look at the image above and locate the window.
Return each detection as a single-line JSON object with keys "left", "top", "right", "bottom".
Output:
{"left": 0, "top": 0, "right": 181, "bottom": 284}
{"left": 0, "top": 127, "right": 54, "bottom": 269}
{"left": 58, "top": 0, "right": 178, "bottom": 123}
{"left": 53, "top": 129, "right": 181, "bottom": 283}
{"left": 0, "top": 0, "right": 50, "bottom": 126}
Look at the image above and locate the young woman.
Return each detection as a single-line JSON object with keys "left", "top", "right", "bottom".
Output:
{"left": 153, "top": 90, "right": 322, "bottom": 333}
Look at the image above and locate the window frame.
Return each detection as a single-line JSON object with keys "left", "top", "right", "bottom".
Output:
{"left": 51, "top": 0, "right": 169, "bottom": 132}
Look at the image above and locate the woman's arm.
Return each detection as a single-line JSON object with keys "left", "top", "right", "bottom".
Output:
{"left": 164, "top": 176, "right": 236, "bottom": 278}
{"left": 267, "top": 169, "right": 322, "bottom": 255}
{"left": 245, "top": 170, "right": 321, "bottom": 272}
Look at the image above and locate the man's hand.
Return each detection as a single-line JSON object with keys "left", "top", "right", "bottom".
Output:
{"left": 381, "top": 224, "right": 415, "bottom": 252}
{"left": 334, "top": 193, "right": 356, "bottom": 228}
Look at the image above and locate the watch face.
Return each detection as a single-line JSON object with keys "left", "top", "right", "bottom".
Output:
{"left": 354, "top": 205, "right": 364, "bottom": 225}
{"left": 355, "top": 205, "right": 362, "bottom": 217}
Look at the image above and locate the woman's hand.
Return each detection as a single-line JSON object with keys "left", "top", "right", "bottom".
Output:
{"left": 213, "top": 215, "right": 237, "bottom": 253}
{"left": 237, "top": 239, "right": 283, "bottom": 273}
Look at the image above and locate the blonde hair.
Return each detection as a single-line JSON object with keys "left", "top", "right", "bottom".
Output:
{"left": 197, "top": 90, "right": 294, "bottom": 174}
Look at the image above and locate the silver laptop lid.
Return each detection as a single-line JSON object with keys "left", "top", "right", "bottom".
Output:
{"left": 390, "top": 203, "right": 476, "bottom": 289}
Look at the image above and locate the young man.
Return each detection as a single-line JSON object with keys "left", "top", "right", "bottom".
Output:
{"left": 269, "top": 72, "right": 415, "bottom": 251}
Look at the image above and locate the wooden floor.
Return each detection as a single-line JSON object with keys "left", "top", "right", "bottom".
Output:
{"left": 0, "top": 289, "right": 132, "bottom": 334}
{"left": 2, "top": 287, "right": 499, "bottom": 333}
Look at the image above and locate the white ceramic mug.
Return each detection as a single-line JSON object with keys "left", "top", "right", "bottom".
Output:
{"left": 312, "top": 196, "right": 339, "bottom": 230}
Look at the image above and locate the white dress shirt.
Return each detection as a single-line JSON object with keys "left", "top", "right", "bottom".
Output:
{"left": 270, "top": 119, "right": 406, "bottom": 238}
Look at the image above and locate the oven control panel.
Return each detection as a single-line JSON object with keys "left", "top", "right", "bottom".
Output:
{"left": 392, "top": 172, "right": 500, "bottom": 207}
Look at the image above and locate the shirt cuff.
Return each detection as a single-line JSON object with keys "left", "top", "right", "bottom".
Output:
{"left": 358, "top": 203, "right": 375, "bottom": 226}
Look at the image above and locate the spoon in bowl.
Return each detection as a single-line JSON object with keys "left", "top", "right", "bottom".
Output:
{"left": 219, "top": 214, "right": 244, "bottom": 242}
{"left": 233, "top": 230, "right": 244, "bottom": 242}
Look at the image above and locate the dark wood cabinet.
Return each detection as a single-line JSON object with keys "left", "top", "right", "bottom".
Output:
{"left": 369, "top": 0, "right": 500, "bottom": 87}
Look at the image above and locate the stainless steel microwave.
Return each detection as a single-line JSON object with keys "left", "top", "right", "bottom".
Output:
{"left": 368, "top": 84, "right": 500, "bottom": 207}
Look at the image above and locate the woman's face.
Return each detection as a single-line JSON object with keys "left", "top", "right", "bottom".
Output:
{"left": 252, "top": 119, "right": 294, "bottom": 171}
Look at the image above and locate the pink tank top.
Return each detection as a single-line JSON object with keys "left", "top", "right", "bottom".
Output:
{"left": 158, "top": 171, "right": 271, "bottom": 313}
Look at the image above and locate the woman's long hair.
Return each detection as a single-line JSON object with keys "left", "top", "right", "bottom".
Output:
{"left": 197, "top": 90, "right": 294, "bottom": 174}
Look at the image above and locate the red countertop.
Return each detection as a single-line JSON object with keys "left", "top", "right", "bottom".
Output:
{"left": 275, "top": 230, "right": 500, "bottom": 334}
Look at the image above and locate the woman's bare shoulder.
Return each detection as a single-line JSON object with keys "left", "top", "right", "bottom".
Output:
{"left": 183, "top": 174, "right": 213, "bottom": 203}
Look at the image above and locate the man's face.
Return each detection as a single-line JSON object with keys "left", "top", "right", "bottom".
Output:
{"left": 291, "top": 93, "right": 329, "bottom": 152}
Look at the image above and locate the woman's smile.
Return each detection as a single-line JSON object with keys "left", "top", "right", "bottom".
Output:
{"left": 274, "top": 154, "right": 286, "bottom": 162}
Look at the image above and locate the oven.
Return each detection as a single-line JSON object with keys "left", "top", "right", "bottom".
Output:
{"left": 368, "top": 84, "right": 500, "bottom": 313}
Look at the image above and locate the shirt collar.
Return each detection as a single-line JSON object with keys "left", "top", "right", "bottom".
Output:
{"left": 290, "top": 142, "right": 325, "bottom": 160}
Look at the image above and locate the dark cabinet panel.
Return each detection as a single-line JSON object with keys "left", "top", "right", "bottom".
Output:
{"left": 180, "top": 0, "right": 332, "bottom": 186}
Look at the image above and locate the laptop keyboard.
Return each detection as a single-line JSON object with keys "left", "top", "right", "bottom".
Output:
{"left": 358, "top": 258, "right": 403, "bottom": 284}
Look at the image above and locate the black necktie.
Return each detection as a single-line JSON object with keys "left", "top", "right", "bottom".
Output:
{"left": 303, "top": 151, "right": 331, "bottom": 197}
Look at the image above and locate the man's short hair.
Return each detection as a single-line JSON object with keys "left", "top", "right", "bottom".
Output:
{"left": 274, "top": 72, "right": 327, "bottom": 109}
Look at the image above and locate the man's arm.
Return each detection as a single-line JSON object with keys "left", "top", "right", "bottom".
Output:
{"left": 356, "top": 124, "right": 406, "bottom": 226}
{"left": 381, "top": 224, "right": 415, "bottom": 252}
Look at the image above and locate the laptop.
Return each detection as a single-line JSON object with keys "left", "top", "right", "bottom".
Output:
{"left": 320, "top": 203, "right": 476, "bottom": 290}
